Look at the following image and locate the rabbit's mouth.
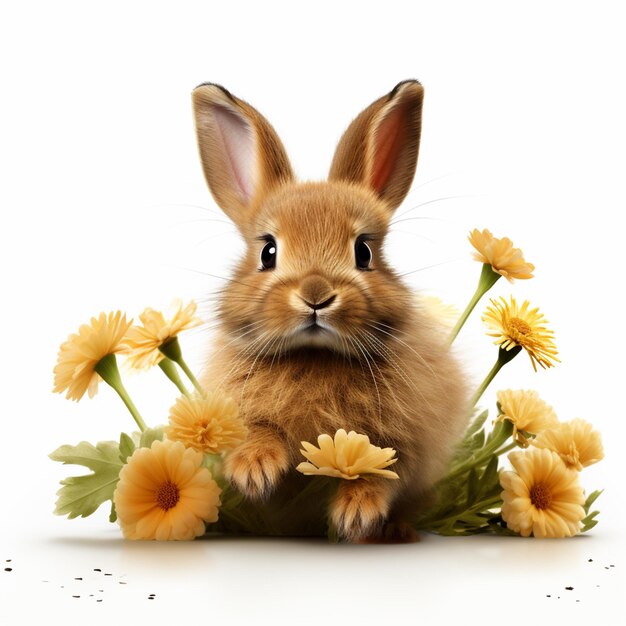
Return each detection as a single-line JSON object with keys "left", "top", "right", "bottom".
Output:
{"left": 302, "top": 317, "right": 332, "bottom": 337}
{"left": 283, "top": 316, "right": 343, "bottom": 351}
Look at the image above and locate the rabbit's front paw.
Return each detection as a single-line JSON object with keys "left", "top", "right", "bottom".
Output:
{"left": 329, "top": 479, "right": 393, "bottom": 542}
{"left": 224, "top": 436, "right": 289, "bottom": 500}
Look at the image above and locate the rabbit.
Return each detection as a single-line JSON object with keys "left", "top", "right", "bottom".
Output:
{"left": 192, "top": 80, "right": 468, "bottom": 542}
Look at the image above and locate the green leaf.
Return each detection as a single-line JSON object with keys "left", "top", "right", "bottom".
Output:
{"left": 584, "top": 489, "right": 603, "bottom": 514}
{"left": 50, "top": 440, "right": 121, "bottom": 473}
{"left": 464, "top": 410, "right": 489, "bottom": 440}
{"left": 470, "top": 429, "right": 485, "bottom": 450}
{"left": 581, "top": 519, "right": 599, "bottom": 533}
{"left": 49, "top": 441, "right": 123, "bottom": 519}
{"left": 139, "top": 426, "right": 165, "bottom": 449}
{"left": 477, "top": 455, "right": 500, "bottom": 499}
{"left": 465, "top": 468, "right": 479, "bottom": 507}
{"left": 582, "top": 510, "right": 600, "bottom": 525}
{"left": 109, "top": 501, "right": 117, "bottom": 523}
{"left": 119, "top": 432, "right": 136, "bottom": 463}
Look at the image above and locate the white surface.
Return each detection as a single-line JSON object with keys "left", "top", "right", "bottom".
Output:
{"left": 1, "top": 1, "right": 625, "bottom": 624}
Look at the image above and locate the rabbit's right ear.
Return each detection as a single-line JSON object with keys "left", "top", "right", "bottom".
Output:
{"left": 192, "top": 84, "right": 294, "bottom": 226}
{"left": 329, "top": 80, "right": 424, "bottom": 212}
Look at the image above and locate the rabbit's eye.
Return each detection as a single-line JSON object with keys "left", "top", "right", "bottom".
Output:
{"left": 355, "top": 238, "right": 372, "bottom": 270}
{"left": 260, "top": 239, "right": 277, "bottom": 270}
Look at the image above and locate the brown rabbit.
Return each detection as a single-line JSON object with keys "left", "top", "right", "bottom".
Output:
{"left": 193, "top": 81, "right": 468, "bottom": 542}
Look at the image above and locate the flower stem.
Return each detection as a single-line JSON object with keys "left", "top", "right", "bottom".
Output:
{"left": 441, "top": 420, "right": 515, "bottom": 484}
{"left": 158, "top": 358, "right": 192, "bottom": 398}
{"left": 470, "top": 346, "right": 522, "bottom": 408}
{"left": 177, "top": 358, "right": 205, "bottom": 396}
{"left": 159, "top": 337, "right": 205, "bottom": 397}
{"left": 94, "top": 354, "right": 147, "bottom": 432}
{"left": 449, "top": 264, "right": 501, "bottom": 344}
{"left": 417, "top": 495, "right": 503, "bottom": 532}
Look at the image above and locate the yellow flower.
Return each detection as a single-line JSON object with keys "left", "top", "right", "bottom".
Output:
{"left": 113, "top": 439, "right": 221, "bottom": 541}
{"left": 53, "top": 311, "right": 132, "bottom": 401}
{"left": 468, "top": 228, "right": 535, "bottom": 282}
{"left": 532, "top": 419, "right": 604, "bottom": 471}
{"left": 165, "top": 392, "right": 248, "bottom": 454}
{"left": 296, "top": 429, "right": 399, "bottom": 480}
{"left": 497, "top": 389, "right": 559, "bottom": 445}
{"left": 418, "top": 295, "right": 460, "bottom": 332}
{"left": 482, "top": 296, "right": 559, "bottom": 370}
{"left": 124, "top": 299, "right": 202, "bottom": 369}
{"left": 500, "top": 447, "right": 585, "bottom": 537}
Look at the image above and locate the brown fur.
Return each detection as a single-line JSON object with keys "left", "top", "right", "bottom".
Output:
{"left": 192, "top": 81, "right": 468, "bottom": 542}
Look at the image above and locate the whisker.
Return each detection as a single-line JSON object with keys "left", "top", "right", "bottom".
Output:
{"left": 366, "top": 320, "right": 446, "bottom": 397}
{"left": 397, "top": 258, "right": 459, "bottom": 278}
{"left": 240, "top": 329, "right": 281, "bottom": 407}
{"left": 393, "top": 194, "right": 481, "bottom": 222}
{"left": 347, "top": 335, "right": 382, "bottom": 420}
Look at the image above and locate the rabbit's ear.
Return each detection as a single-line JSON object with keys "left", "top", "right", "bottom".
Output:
{"left": 329, "top": 80, "right": 424, "bottom": 211}
{"left": 192, "top": 84, "right": 294, "bottom": 225}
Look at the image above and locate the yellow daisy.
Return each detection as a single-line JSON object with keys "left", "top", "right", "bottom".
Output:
{"left": 113, "top": 439, "right": 221, "bottom": 541}
{"left": 468, "top": 228, "right": 535, "bottom": 282}
{"left": 53, "top": 311, "right": 132, "bottom": 401}
{"left": 296, "top": 429, "right": 399, "bottom": 480}
{"left": 124, "top": 299, "right": 202, "bottom": 369}
{"left": 497, "top": 389, "right": 559, "bottom": 445}
{"left": 165, "top": 392, "right": 248, "bottom": 454}
{"left": 482, "top": 296, "right": 559, "bottom": 370}
{"left": 532, "top": 418, "right": 604, "bottom": 471}
{"left": 418, "top": 295, "right": 460, "bottom": 332}
{"left": 500, "top": 447, "right": 585, "bottom": 537}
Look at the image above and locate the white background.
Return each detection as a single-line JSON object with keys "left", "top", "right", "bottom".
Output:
{"left": 1, "top": 1, "right": 625, "bottom": 624}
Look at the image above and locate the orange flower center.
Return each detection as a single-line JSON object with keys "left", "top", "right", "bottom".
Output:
{"left": 508, "top": 317, "right": 531, "bottom": 336}
{"left": 155, "top": 480, "right": 180, "bottom": 510}
{"left": 530, "top": 482, "right": 552, "bottom": 510}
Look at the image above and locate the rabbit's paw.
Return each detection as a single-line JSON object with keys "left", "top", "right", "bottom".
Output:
{"left": 224, "top": 437, "right": 289, "bottom": 500}
{"left": 329, "top": 480, "right": 392, "bottom": 542}
{"left": 357, "top": 521, "right": 421, "bottom": 544}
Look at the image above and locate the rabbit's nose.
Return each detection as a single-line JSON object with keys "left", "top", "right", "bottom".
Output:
{"left": 303, "top": 294, "right": 337, "bottom": 311}
{"left": 298, "top": 275, "right": 336, "bottom": 310}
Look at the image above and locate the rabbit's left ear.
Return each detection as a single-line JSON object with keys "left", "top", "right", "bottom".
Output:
{"left": 192, "top": 84, "right": 294, "bottom": 227}
{"left": 328, "top": 80, "right": 424, "bottom": 211}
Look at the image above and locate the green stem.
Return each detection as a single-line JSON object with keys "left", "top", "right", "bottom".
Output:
{"left": 470, "top": 359, "right": 502, "bottom": 408}
{"left": 470, "top": 346, "right": 522, "bottom": 408}
{"left": 177, "top": 357, "right": 205, "bottom": 396}
{"left": 449, "top": 263, "right": 501, "bottom": 344}
{"left": 159, "top": 337, "right": 205, "bottom": 397}
{"left": 447, "top": 440, "right": 517, "bottom": 484}
{"left": 441, "top": 422, "right": 515, "bottom": 484}
{"left": 158, "top": 358, "right": 192, "bottom": 398}
{"left": 417, "top": 495, "right": 503, "bottom": 531}
{"left": 94, "top": 354, "right": 148, "bottom": 432}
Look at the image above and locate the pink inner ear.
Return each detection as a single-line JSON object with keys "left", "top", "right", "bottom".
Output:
{"left": 370, "top": 103, "right": 408, "bottom": 195}
{"left": 212, "top": 104, "right": 256, "bottom": 202}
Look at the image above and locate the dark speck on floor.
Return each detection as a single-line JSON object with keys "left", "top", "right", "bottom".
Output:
{"left": 565, "top": 586, "right": 574, "bottom": 591}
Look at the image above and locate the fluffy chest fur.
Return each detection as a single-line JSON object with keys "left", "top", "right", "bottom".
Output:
{"left": 204, "top": 324, "right": 466, "bottom": 486}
